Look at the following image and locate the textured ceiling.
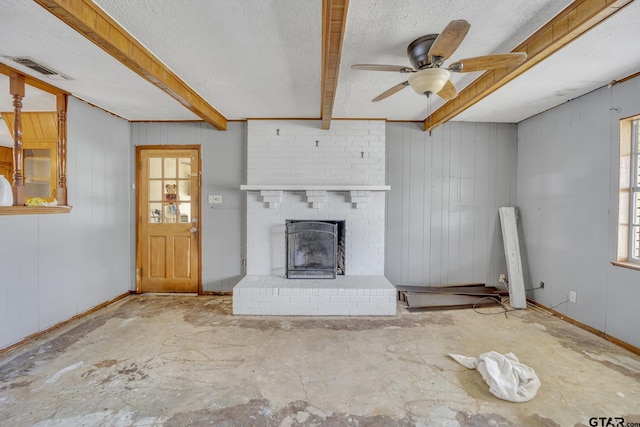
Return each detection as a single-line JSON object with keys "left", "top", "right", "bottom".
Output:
{"left": 0, "top": 0, "right": 639, "bottom": 129}
{"left": 334, "top": 0, "right": 574, "bottom": 121}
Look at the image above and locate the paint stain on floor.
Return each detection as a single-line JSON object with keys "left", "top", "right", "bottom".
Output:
{"left": 164, "top": 399, "right": 414, "bottom": 426}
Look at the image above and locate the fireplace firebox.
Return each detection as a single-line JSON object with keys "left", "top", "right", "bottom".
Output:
{"left": 286, "top": 220, "right": 345, "bottom": 279}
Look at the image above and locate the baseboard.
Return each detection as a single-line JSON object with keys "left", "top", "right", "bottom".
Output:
{"left": 200, "top": 291, "right": 233, "bottom": 296}
{"left": 527, "top": 298, "right": 640, "bottom": 356}
{"left": 0, "top": 291, "right": 133, "bottom": 356}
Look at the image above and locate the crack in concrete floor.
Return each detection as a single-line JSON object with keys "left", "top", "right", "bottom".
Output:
{"left": 0, "top": 295, "right": 639, "bottom": 426}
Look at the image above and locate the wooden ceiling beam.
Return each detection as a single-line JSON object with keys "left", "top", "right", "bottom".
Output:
{"left": 321, "top": 0, "right": 349, "bottom": 130}
{"left": 424, "top": 0, "right": 634, "bottom": 132}
{"left": 34, "top": 0, "right": 227, "bottom": 130}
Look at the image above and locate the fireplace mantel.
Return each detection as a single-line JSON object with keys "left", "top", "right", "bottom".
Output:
{"left": 240, "top": 185, "right": 390, "bottom": 191}
{"left": 241, "top": 185, "right": 390, "bottom": 208}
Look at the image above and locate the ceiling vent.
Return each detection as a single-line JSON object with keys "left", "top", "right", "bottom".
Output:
{"left": 8, "top": 57, "right": 71, "bottom": 81}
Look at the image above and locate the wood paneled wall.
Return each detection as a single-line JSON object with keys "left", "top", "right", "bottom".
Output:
{"left": 518, "top": 77, "right": 640, "bottom": 349}
{"left": 0, "top": 97, "right": 131, "bottom": 349}
{"left": 385, "top": 121, "right": 518, "bottom": 288}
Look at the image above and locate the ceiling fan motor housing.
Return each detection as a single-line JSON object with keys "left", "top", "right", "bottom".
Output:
{"left": 407, "top": 34, "right": 438, "bottom": 69}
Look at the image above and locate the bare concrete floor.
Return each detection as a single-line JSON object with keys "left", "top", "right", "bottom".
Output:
{"left": 1, "top": 295, "right": 639, "bottom": 426}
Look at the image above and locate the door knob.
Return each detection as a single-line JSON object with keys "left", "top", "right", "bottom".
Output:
{"left": 190, "top": 227, "right": 197, "bottom": 233}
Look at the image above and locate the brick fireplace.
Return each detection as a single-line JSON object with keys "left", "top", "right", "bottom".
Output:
{"left": 232, "top": 120, "right": 396, "bottom": 316}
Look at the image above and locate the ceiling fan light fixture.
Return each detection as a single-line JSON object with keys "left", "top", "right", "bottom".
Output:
{"left": 408, "top": 68, "right": 451, "bottom": 96}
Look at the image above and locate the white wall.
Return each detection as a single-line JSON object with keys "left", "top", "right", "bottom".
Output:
{"left": 247, "top": 119, "right": 386, "bottom": 185}
{"left": 0, "top": 97, "right": 131, "bottom": 349}
{"left": 131, "top": 122, "right": 245, "bottom": 292}
{"left": 518, "top": 77, "right": 640, "bottom": 348}
{"left": 385, "top": 121, "right": 518, "bottom": 287}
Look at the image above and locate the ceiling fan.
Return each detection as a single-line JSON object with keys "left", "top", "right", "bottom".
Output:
{"left": 351, "top": 20, "right": 527, "bottom": 102}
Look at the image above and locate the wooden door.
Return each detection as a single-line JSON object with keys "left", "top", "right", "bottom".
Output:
{"left": 137, "top": 147, "right": 200, "bottom": 293}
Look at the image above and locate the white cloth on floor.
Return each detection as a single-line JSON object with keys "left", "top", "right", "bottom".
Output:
{"left": 448, "top": 351, "right": 540, "bottom": 402}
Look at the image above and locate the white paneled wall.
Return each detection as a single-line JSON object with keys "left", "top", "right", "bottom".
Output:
{"left": 385, "top": 122, "right": 517, "bottom": 288}
{"left": 0, "top": 98, "right": 131, "bottom": 349}
{"left": 519, "top": 77, "right": 640, "bottom": 349}
{"left": 247, "top": 120, "right": 385, "bottom": 185}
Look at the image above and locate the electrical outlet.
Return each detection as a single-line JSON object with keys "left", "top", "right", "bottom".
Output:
{"left": 569, "top": 291, "right": 577, "bottom": 303}
{"left": 499, "top": 274, "right": 506, "bottom": 283}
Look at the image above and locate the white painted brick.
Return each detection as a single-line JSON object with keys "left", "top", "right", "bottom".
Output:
{"left": 334, "top": 303, "right": 351, "bottom": 315}
{"left": 349, "top": 296, "right": 371, "bottom": 304}
{"left": 290, "top": 296, "right": 310, "bottom": 305}
{"left": 311, "top": 295, "right": 330, "bottom": 304}
{"left": 329, "top": 295, "right": 350, "bottom": 304}
{"left": 350, "top": 304, "right": 374, "bottom": 315}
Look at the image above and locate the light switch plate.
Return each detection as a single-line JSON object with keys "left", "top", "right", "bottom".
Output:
{"left": 212, "top": 195, "right": 222, "bottom": 204}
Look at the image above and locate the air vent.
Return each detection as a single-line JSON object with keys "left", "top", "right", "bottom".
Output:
{"left": 8, "top": 57, "right": 71, "bottom": 80}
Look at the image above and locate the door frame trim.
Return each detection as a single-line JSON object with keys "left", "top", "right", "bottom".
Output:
{"left": 135, "top": 145, "right": 202, "bottom": 294}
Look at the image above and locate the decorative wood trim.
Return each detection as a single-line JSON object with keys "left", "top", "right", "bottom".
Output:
{"left": 0, "top": 205, "right": 72, "bottom": 215}
{"left": 611, "top": 70, "right": 640, "bottom": 86}
{"left": 0, "top": 63, "right": 68, "bottom": 96}
{"left": 200, "top": 291, "right": 233, "bottom": 296}
{"left": 527, "top": 298, "right": 640, "bottom": 356}
{"left": 34, "top": 0, "right": 227, "bottom": 131}
{"left": 424, "top": 0, "right": 634, "bottom": 132}
{"left": 9, "top": 74, "right": 25, "bottom": 206}
{"left": 611, "top": 261, "right": 640, "bottom": 272}
{"left": 321, "top": 0, "right": 349, "bottom": 130}
{"left": 56, "top": 94, "right": 68, "bottom": 205}
{"left": 0, "top": 291, "right": 132, "bottom": 356}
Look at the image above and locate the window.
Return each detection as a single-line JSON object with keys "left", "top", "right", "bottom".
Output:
{"left": 617, "top": 116, "right": 640, "bottom": 266}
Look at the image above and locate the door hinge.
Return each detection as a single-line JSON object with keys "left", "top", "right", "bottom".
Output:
{"left": 139, "top": 161, "right": 142, "bottom": 170}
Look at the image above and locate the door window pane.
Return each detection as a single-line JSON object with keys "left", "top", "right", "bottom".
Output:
{"left": 149, "top": 158, "right": 162, "bottom": 179}
{"left": 176, "top": 203, "right": 190, "bottom": 223}
{"left": 149, "top": 202, "right": 162, "bottom": 223}
{"left": 179, "top": 157, "right": 191, "bottom": 178}
{"left": 164, "top": 158, "right": 177, "bottom": 179}
{"left": 163, "top": 203, "right": 178, "bottom": 223}
{"left": 178, "top": 180, "right": 191, "bottom": 201}
{"left": 149, "top": 180, "right": 162, "bottom": 201}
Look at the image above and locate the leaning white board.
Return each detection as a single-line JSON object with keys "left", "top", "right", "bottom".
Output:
{"left": 498, "top": 207, "right": 526, "bottom": 309}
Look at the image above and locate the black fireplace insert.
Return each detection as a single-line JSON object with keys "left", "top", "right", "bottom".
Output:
{"left": 286, "top": 220, "right": 345, "bottom": 279}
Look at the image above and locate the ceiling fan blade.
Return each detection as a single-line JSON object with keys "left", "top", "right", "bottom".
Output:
{"left": 437, "top": 80, "right": 458, "bottom": 100}
{"left": 352, "top": 64, "right": 414, "bottom": 73}
{"left": 372, "top": 81, "right": 409, "bottom": 102}
{"left": 448, "top": 52, "right": 527, "bottom": 73}
{"left": 428, "top": 20, "right": 471, "bottom": 60}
